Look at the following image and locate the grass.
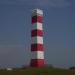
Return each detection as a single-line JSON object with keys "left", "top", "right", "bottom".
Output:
{"left": 0, "top": 67, "right": 75, "bottom": 75}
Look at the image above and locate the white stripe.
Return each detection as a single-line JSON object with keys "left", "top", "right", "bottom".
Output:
{"left": 32, "top": 23, "right": 43, "bottom": 30}
{"left": 31, "top": 51, "right": 44, "bottom": 59}
{"left": 31, "top": 36, "right": 43, "bottom": 44}
{"left": 32, "top": 13, "right": 43, "bottom": 17}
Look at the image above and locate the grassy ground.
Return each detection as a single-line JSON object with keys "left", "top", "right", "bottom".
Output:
{"left": 0, "top": 67, "right": 75, "bottom": 75}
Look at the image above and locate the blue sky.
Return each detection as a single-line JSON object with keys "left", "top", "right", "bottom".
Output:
{"left": 0, "top": 0, "right": 75, "bottom": 68}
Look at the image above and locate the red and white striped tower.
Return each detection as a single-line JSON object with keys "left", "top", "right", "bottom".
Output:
{"left": 30, "top": 9, "right": 44, "bottom": 67}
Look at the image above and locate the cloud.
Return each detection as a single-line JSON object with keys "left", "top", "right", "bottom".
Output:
{"left": 0, "top": 0, "right": 15, "bottom": 5}
{"left": 0, "top": 44, "right": 25, "bottom": 47}
{"left": 36, "top": 0, "right": 71, "bottom": 8}
{"left": 0, "top": 0, "right": 71, "bottom": 8}
{"left": 0, "top": 44, "right": 25, "bottom": 55}
{"left": 15, "top": 0, "right": 71, "bottom": 7}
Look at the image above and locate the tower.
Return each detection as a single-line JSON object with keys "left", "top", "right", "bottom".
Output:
{"left": 31, "top": 9, "right": 44, "bottom": 67}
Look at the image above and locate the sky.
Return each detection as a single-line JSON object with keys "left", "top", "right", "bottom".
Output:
{"left": 0, "top": 0, "right": 75, "bottom": 69}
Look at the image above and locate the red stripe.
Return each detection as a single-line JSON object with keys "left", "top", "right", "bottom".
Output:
{"left": 31, "top": 44, "right": 43, "bottom": 51}
{"left": 31, "top": 29, "right": 43, "bottom": 37}
{"left": 30, "top": 59, "right": 44, "bottom": 67}
{"left": 32, "top": 16, "right": 42, "bottom": 23}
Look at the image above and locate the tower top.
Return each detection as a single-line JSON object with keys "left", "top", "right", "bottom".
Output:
{"left": 32, "top": 9, "right": 43, "bottom": 16}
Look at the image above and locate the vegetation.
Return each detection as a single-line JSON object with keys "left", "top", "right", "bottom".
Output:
{"left": 69, "top": 66, "right": 75, "bottom": 70}
{"left": 0, "top": 67, "right": 75, "bottom": 75}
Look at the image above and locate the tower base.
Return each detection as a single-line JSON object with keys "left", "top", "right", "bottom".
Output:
{"left": 30, "top": 59, "right": 44, "bottom": 67}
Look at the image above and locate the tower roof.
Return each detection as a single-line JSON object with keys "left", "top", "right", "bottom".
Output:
{"left": 32, "top": 9, "right": 43, "bottom": 16}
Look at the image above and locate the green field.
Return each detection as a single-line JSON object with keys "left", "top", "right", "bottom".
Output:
{"left": 0, "top": 67, "right": 75, "bottom": 75}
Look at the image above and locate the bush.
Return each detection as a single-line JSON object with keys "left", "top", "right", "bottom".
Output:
{"left": 69, "top": 66, "right": 75, "bottom": 70}
{"left": 44, "top": 64, "right": 54, "bottom": 68}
